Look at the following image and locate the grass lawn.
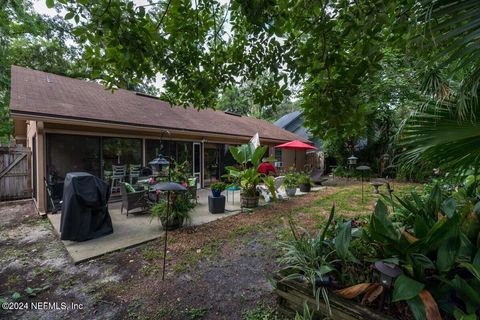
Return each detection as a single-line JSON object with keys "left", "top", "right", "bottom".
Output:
{"left": 0, "top": 180, "right": 419, "bottom": 319}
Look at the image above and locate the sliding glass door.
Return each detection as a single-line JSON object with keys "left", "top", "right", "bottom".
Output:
{"left": 204, "top": 143, "right": 220, "bottom": 187}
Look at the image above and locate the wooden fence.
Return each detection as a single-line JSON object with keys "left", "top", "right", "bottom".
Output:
{"left": 0, "top": 145, "right": 31, "bottom": 201}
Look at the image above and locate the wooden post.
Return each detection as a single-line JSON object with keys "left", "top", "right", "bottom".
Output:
{"left": 36, "top": 122, "right": 46, "bottom": 214}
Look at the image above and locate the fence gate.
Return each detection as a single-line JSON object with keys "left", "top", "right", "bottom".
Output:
{"left": 0, "top": 145, "right": 31, "bottom": 201}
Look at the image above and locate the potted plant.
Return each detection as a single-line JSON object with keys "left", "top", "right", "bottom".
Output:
{"left": 150, "top": 191, "right": 194, "bottom": 230}
{"left": 210, "top": 181, "right": 226, "bottom": 197}
{"left": 298, "top": 172, "right": 312, "bottom": 192}
{"left": 224, "top": 142, "right": 268, "bottom": 208}
{"left": 209, "top": 181, "right": 226, "bottom": 213}
{"left": 283, "top": 172, "right": 298, "bottom": 197}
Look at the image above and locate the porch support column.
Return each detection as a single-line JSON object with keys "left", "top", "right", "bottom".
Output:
{"left": 142, "top": 138, "right": 146, "bottom": 167}
{"left": 36, "top": 121, "right": 46, "bottom": 214}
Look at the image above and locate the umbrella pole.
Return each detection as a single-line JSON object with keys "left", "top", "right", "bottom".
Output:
{"left": 294, "top": 150, "right": 297, "bottom": 170}
{"left": 162, "top": 190, "right": 170, "bottom": 280}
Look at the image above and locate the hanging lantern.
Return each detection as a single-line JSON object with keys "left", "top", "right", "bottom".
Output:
{"left": 148, "top": 155, "right": 170, "bottom": 176}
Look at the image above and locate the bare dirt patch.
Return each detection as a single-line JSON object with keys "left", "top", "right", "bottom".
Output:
{"left": 0, "top": 185, "right": 374, "bottom": 320}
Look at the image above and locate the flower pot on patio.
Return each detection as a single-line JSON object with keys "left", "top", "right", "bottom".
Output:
{"left": 208, "top": 195, "right": 226, "bottom": 214}
{"left": 160, "top": 216, "right": 183, "bottom": 231}
{"left": 299, "top": 183, "right": 311, "bottom": 192}
{"left": 285, "top": 188, "right": 297, "bottom": 197}
{"left": 241, "top": 194, "right": 259, "bottom": 208}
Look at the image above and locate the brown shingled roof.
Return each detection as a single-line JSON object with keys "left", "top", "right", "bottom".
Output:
{"left": 9, "top": 66, "right": 309, "bottom": 143}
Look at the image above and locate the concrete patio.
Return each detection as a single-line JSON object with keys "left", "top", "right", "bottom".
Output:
{"left": 48, "top": 186, "right": 324, "bottom": 264}
{"left": 48, "top": 188, "right": 243, "bottom": 264}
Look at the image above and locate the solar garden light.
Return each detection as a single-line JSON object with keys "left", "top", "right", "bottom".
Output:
{"left": 347, "top": 155, "right": 358, "bottom": 181}
{"left": 374, "top": 261, "right": 403, "bottom": 310}
{"left": 347, "top": 155, "right": 358, "bottom": 166}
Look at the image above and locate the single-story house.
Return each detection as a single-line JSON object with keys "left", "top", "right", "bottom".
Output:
{"left": 9, "top": 66, "right": 309, "bottom": 214}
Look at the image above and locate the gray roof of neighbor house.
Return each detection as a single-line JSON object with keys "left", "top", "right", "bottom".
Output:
{"left": 274, "top": 111, "right": 322, "bottom": 149}
{"left": 9, "top": 66, "right": 308, "bottom": 143}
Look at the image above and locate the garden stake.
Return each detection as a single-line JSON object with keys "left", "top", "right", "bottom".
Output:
{"left": 153, "top": 182, "right": 187, "bottom": 281}
{"left": 162, "top": 190, "right": 170, "bottom": 281}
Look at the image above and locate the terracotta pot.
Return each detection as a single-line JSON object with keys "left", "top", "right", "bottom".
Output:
{"left": 299, "top": 183, "right": 311, "bottom": 192}
{"left": 241, "top": 194, "right": 259, "bottom": 208}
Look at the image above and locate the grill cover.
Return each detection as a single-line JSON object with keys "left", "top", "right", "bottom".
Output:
{"left": 60, "top": 172, "right": 113, "bottom": 241}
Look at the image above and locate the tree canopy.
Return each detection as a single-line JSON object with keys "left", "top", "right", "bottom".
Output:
{"left": 48, "top": 0, "right": 422, "bottom": 138}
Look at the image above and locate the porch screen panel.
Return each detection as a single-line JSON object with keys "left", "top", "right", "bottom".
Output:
{"left": 145, "top": 140, "right": 174, "bottom": 164}
{"left": 46, "top": 133, "right": 100, "bottom": 181}
{"left": 102, "top": 138, "right": 142, "bottom": 171}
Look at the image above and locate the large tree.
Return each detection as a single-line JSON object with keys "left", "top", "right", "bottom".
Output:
{"left": 0, "top": 0, "right": 89, "bottom": 143}
{"left": 50, "top": 0, "right": 420, "bottom": 138}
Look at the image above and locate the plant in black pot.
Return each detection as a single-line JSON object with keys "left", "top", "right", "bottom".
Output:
{"left": 283, "top": 172, "right": 298, "bottom": 197}
{"left": 298, "top": 173, "right": 312, "bottom": 192}
{"left": 209, "top": 181, "right": 226, "bottom": 214}
{"left": 150, "top": 192, "right": 194, "bottom": 230}
{"left": 211, "top": 181, "right": 226, "bottom": 197}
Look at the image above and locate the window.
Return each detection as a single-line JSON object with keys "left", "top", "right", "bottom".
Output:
{"left": 275, "top": 148, "right": 282, "bottom": 161}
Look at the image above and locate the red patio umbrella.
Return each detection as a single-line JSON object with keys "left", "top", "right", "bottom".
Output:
{"left": 275, "top": 140, "right": 317, "bottom": 168}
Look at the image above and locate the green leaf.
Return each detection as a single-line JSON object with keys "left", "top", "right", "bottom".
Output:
{"left": 460, "top": 262, "right": 480, "bottom": 281}
{"left": 450, "top": 275, "right": 480, "bottom": 314}
{"left": 335, "top": 221, "right": 358, "bottom": 263}
{"left": 436, "top": 235, "right": 460, "bottom": 272}
{"left": 392, "top": 275, "right": 424, "bottom": 302}
{"left": 473, "top": 247, "right": 480, "bottom": 265}
{"left": 474, "top": 202, "right": 480, "bottom": 215}
{"left": 46, "top": 0, "right": 54, "bottom": 8}
{"left": 64, "top": 11, "right": 75, "bottom": 20}
{"left": 11, "top": 292, "right": 21, "bottom": 300}
{"left": 369, "top": 200, "right": 400, "bottom": 243}
{"left": 406, "top": 295, "right": 426, "bottom": 320}
{"left": 442, "top": 197, "right": 456, "bottom": 218}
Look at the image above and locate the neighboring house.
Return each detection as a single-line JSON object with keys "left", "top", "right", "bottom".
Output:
{"left": 274, "top": 111, "right": 322, "bottom": 148}
{"left": 274, "top": 111, "right": 324, "bottom": 172}
{"left": 9, "top": 66, "right": 308, "bottom": 214}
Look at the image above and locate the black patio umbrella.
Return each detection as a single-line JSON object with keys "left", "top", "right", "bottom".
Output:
{"left": 356, "top": 165, "right": 371, "bottom": 202}
{"left": 154, "top": 182, "right": 187, "bottom": 280}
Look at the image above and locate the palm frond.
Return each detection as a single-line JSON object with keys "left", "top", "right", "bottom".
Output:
{"left": 422, "top": 0, "right": 480, "bottom": 118}
{"left": 399, "top": 102, "right": 480, "bottom": 172}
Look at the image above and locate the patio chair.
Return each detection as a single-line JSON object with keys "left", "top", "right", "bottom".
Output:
{"left": 110, "top": 165, "right": 127, "bottom": 194}
{"left": 119, "top": 183, "right": 148, "bottom": 217}
{"left": 257, "top": 185, "right": 272, "bottom": 203}
{"left": 129, "top": 164, "right": 142, "bottom": 184}
{"left": 187, "top": 177, "right": 198, "bottom": 204}
{"left": 274, "top": 176, "right": 287, "bottom": 199}
{"left": 311, "top": 169, "right": 328, "bottom": 185}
